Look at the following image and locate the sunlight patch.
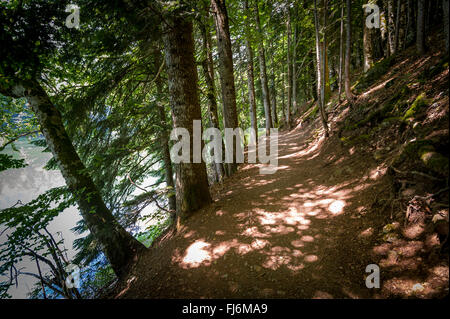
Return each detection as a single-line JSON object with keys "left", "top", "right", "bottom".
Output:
{"left": 329, "top": 200, "right": 346, "bottom": 215}
{"left": 182, "top": 240, "right": 211, "bottom": 268}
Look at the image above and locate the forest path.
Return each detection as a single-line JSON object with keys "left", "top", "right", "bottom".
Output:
{"left": 115, "top": 116, "right": 391, "bottom": 299}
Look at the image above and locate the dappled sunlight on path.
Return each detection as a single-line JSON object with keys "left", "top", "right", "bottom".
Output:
{"left": 114, "top": 120, "right": 398, "bottom": 299}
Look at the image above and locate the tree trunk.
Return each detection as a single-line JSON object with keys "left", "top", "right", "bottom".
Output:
{"left": 254, "top": 1, "right": 272, "bottom": 136}
{"left": 244, "top": 40, "right": 259, "bottom": 146}
{"left": 404, "top": 0, "right": 412, "bottom": 49}
{"left": 270, "top": 46, "right": 278, "bottom": 127}
{"left": 322, "top": 0, "right": 331, "bottom": 105}
{"left": 292, "top": 20, "right": 298, "bottom": 117}
{"left": 338, "top": 4, "right": 344, "bottom": 102}
{"left": 444, "top": 0, "right": 449, "bottom": 52}
{"left": 363, "top": 4, "right": 375, "bottom": 72}
{"left": 243, "top": 0, "right": 258, "bottom": 142}
{"left": 417, "top": 0, "right": 426, "bottom": 54}
{"left": 200, "top": 12, "right": 226, "bottom": 182}
{"left": 12, "top": 80, "right": 145, "bottom": 278}
{"left": 153, "top": 48, "right": 177, "bottom": 216}
{"left": 386, "top": 0, "right": 396, "bottom": 55}
{"left": 286, "top": 6, "right": 292, "bottom": 129}
{"left": 162, "top": 15, "right": 212, "bottom": 227}
{"left": 397, "top": 1, "right": 406, "bottom": 51}
{"left": 314, "top": 0, "right": 329, "bottom": 136}
{"left": 211, "top": 0, "right": 240, "bottom": 175}
{"left": 344, "top": 0, "right": 355, "bottom": 102}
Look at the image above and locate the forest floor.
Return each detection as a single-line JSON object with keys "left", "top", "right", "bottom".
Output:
{"left": 110, "top": 42, "right": 449, "bottom": 299}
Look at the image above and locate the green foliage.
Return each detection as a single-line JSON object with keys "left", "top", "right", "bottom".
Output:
{"left": 136, "top": 221, "right": 170, "bottom": 248}
{"left": 0, "top": 154, "right": 26, "bottom": 172}
{"left": 0, "top": 187, "right": 75, "bottom": 297}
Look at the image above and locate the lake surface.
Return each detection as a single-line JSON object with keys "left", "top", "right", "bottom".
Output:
{"left": 0, "top": 139, "right": 83, "bottom": 298}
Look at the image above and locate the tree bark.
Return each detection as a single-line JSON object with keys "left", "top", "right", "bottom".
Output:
{"left": 344, "top": 0, "right": 355, "bottom": 102}
{"left": 286, "top": 6, "right": 292, "bottom": 129}
{"left": 162, "top": 15, "right": 212, "bottom": 227}
{"left": 200, "top": 10, "right": 226, "bottom": 182}
{"left": 153, "top": 48, "right": 177, "bottom": 216}
{"left": 338, "top": 4, "right": 344, "bottom": 102}
{"left": 386, "top": 0, "right": 396, "bottom": 55}
{"left": 363, "top": 4, "right": 375, "bottom": 72}
{"left": 211, "top": 0, "right": 240, "bottom": 175}
{"left": 270, "top": 47, "right": 278, "bottom": 127}
{"left": 444, "top": 0, "right": 449, "bottom": 52}
{"left": 314, "top": 0, "right": 329, "bottom": 136}
{"left": 7, "top": 80, "right": 145, "bottom": 278}
{"left": 292, "top": 18, "right": 298, "bottom": 117}
{"left": 244, "top": 0, "right": 258, "bottom": 143}
{"left": 322, "top": 0, "right": 331, "bottom": 105}
{"left": 417, "top": 0, "right": 426, "bottom": 54}
{"left": 254, "top": 1, "right": 273, "bottom": 136}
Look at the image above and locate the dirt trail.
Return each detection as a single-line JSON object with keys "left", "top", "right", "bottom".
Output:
{"left": 114, "top": 117, "right": 397, "bottom": 299}
{"left": 109, "top": 42, "right": 449, "bottom": 300}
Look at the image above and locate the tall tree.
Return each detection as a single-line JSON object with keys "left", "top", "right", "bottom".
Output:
{"left": 254, "top": 0, "right": 273, "bottom": 135}
{"left": 1, "top": 80, "right": 146, "bottom": 277}
{"left": 443, "top": 0, "right": 449, "bottom": 52}
{"left": 199, "top": 4, "right": 226, "bottom": 182}
{"left": 338, "top": 3, "right": 344, "bottom": 102}
{"left": 162, "top": 13, "right": 212, "bottom": 227}
{"left": 363, "top": 3, "right": 375, "bottom": 72}
{"left": 313, "top": 0, "right": 329, "bottom": 136}
{"left": 270, "top": 44, "right": 278, "bottom": 127}
{"left": 244, "top": 0, "right": 258, "bottom": 144}
{"left": 417, "top": 0, "right": 426, "bottom": 54}
{"left": 344, "top": 0, "right": 355, "bottom": 102}
{"left": 154, "top": 49, "right": 177, "bottom": 217}
{"left": 211, "top": 0, "right": 240, "bottom": 176}
{"left": 386, "top": 0, "right": 396, "bottom": 55}
{"left": 292, "top": 11, "right": 298, "bottom": 118}
{"left": 286, "top": 5, "right": 292, "bottom": 129}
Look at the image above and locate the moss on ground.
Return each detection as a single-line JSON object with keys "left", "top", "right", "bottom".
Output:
{"left": 393, "top": 139, "right": 449, "bottom": 176}
{"left": 306, "top": 104, "right": 319, "bottom": 121}
{"left": 402, "top": 93, "right": 429, "bottom": 120}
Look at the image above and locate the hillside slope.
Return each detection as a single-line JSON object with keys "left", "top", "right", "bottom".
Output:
{"left": 110, "top": 41, "right": 449, "bottom": 299}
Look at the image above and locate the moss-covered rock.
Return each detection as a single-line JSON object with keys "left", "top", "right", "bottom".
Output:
{"left": 403, "top": 93, "right": 429, "bottom": 120}
{"left": 393, "top": 139, "right": 449, "bottom": 177}
{"left": 420, "top": 150, "right": 449, "bottom": 176}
